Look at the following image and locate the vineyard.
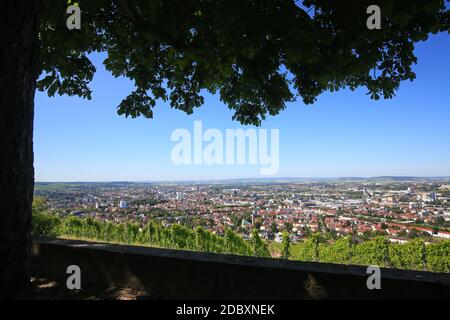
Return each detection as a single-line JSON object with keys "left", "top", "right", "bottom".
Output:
{"left": 287, "top": 234, "right": 449, "bottom": 272}
{"left": 32, "top": 211, "right": 449, "bottom": 273}
{"left": 32, "top": 211, "right": 270, "bottom": 258}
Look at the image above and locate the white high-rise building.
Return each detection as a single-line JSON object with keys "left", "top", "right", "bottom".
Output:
{"left": 430, "top": 191, "right": 437, "bottom": 202}
{"left": 119, "top": 200, "right": 128, "bottom": 209}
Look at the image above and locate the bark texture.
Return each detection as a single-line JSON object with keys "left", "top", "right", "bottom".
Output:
{"left": 0, "top": 0, "right": 40, "bottom": 299}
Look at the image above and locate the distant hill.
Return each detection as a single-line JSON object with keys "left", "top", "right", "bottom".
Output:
{"left": 35, "top": 176, "right": 450, "bottom": 189}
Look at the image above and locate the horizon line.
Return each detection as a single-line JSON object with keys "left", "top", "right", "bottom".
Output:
{"left": 35, "top": 175, "right": 450, "bottom": 184}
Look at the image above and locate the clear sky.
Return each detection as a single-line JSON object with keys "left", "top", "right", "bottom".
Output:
{"left": 34, "top": 32, "right": 450, "bottom": 182}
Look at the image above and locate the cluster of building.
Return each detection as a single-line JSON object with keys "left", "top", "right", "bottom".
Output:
{"left": 35, "top": 179, "right": 450, "bottom": 243}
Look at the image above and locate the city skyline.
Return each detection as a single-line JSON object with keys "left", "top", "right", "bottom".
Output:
{"left": 35, "top": 176, "right": 450, "bottom": 183}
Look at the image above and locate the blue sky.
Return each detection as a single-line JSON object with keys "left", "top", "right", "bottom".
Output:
{"left": 34, "top": 32, "right": 450, "bottom": 181}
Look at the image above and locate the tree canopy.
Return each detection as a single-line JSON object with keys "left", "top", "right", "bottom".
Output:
{"left": 38, "top": 0, "right": 449, "bottom": 125}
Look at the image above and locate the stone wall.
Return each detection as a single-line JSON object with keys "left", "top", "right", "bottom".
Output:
{"left": 31, "top": 237, "right": 450, "bottom": 299}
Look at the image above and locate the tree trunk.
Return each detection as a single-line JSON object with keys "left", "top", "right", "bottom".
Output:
{"left": 0, "top": 1, "right": 40, "bottom": 299}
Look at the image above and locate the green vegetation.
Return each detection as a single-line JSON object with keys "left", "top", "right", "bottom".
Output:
{"left": 273, "top": 234, "right": 449, "bottom": 273}
{"left": 34, "top": 182, "right": 84, "bottom": 191}
{"left": 281, "top": 231, "right": 291, "bottom": 259}
{"left": 32, "top": 204, "right": 270, "bottom": 258}
{"left": 32, "top": 198, "right": 449, "bottom": 273}
{"left": 251, "top": 229, "right": 271, "bottom": 258}
{"left": 38, "top": 2, "right": 448, "bottom": 125}
{"left": 320, "top": 236, "right": 352, "bottom": 264}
